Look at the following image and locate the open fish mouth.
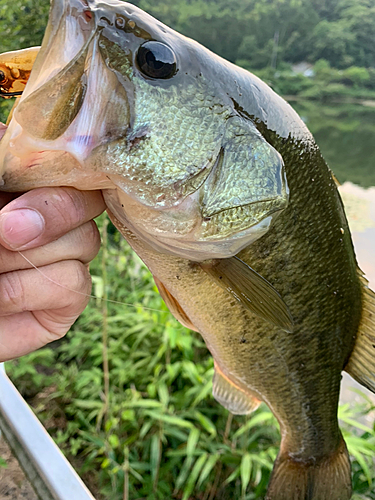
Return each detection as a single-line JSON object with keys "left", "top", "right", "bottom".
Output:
{"left": 0, "top": 0, "right": 131, "bottom": 178}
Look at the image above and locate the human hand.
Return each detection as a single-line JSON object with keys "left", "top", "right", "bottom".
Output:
{"left": 0, "top": 187, "right": 106, "bottom": 361}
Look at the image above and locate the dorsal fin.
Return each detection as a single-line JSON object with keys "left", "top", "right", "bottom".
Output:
{"left": 213, "top": 363, "right": 261, "bottom": 415}
{"left": 153, "top": 276, "right": 199, "bottom": 332}
{"left": 344, "top": 273, "right": 375, "bottom": 393}
{"left": 200, "top": 256, "right": 293, "bottom": 332}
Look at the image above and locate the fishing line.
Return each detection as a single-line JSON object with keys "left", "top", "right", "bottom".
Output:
{"left": 17, "top": 250, "right": 166, "bottom": 313}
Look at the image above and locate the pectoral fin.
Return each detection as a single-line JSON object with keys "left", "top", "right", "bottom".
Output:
{"left": 213, "top": 363, "right": 261, "bottom": 415}
{"left": 153, "top": 276, "right": 199, "bottom": 332}
{"left": 200, "top": 256, "right": 293, "bottom": 332}
{"left": 344, "top": 273, "right": 375, "bottom": 393}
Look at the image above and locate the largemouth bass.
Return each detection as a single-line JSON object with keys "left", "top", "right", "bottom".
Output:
{"left": 1, "top": 1, "right": 375, "bottom": 499}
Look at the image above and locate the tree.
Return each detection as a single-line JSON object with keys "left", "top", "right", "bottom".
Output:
{"left": 0, "top": 0, "right": 49, "bottom": 52}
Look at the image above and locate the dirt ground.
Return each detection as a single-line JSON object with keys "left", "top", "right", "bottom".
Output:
{"left": 0, "top": 437, "right": 38, "bottom": 500}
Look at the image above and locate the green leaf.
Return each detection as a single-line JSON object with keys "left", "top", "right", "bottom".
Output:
{"left": 197, "top": 453, "right": 220, "bottom": 488}
{"left": 193, "top": 411, "right": 217, "bottom": 437}
{"left": 233, "top": 410, "right": 275, "bottom": 438}
{"left": 91, "top": 275, "right": 104, "bottom": 300}
{"left": 78, "top": 431, "right": 106, "bottom": 448}
{"left": 140, "top": 421, "right": 153, "bottom": 439}
{"left": 224, "top": 466, "right": 240, "bottom": 485}
{"left": 345, "top": 435, "right": 375, "bottom": 456}
{"left": 175, "top": 456, "right": 193, "bottom": 492}
{"left": 129, "top": 466, "right": 144, "bottom": 483}
{"left": 145, "top": 410, "right": 195, "bottom": 429}
{"left": 108, "top": 434, "right": 120, "bottom": 449}
{"left": 72, "top": 399, "right": 103, "bottom": 410}
{"left": 182, "top": 453, "right": 208, "bottom": 500}
{"left": 187, "top": 428, "right": 201, "bottom": 457}
{"left": 150, "top": 434, "right": 161, "bottom": 482}
{"left": 121, "top": 409, "right": 136, "bottom": 421}
{"left": 157, "top": 382, "right": 170, "bottom": 406}
{"left": 122, "top": 400, "right": 163, "bottom": 408}
{"left": 350, "top": 449, "right": 372, "bottom": 485}
{"left": 164, "top": 427, "right": 189, "bottom": 441}
{"left": 241, "top": 453, "right": 252, "bottom": 496}
{"left": 191, "top": 380, "right": 213, "bottom": 407}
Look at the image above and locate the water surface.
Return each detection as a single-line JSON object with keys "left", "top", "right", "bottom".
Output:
{"left": 292, "top": 101, "right": 375, "bottom": 188}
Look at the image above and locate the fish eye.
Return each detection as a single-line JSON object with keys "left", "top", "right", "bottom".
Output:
{"left": 0, "top": 70, "right": 5, "bottom": 83}
{"left": 136, "top": 41, "right": 177, "bottom": 79}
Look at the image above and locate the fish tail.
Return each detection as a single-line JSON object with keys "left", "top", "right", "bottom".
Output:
{"left": 266, "top": 434, "right": 351, "bottom": 500}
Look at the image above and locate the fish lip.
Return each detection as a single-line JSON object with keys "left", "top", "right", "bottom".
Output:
{"left": 0, "top": 147, "right": 115, "bottom": 193}
{"left": 23, "top": 150, "right": 79, "bottom": 170}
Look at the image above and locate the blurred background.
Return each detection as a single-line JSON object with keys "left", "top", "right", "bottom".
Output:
{"left": 0, "top": 0, "right": 375, "bottom": 499}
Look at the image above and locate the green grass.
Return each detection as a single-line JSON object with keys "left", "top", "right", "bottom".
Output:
{"left": 4, "top": 216, "right": 375, "bottom": 499}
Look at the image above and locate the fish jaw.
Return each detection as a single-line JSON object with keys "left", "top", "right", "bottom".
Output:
{"left": 0, "top": 141, "right": 115, "bottom": 192}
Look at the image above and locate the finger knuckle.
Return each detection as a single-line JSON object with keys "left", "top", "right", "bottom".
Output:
{"left": 70, "top": 261, "right": 92, "bottom": 295}
{"left": 0, "top": 272, "right": 26, "bottom": 311}
{"left": 50, "top": 188, "right": 85, "bottom": 228}
{"left": 45, "top": 325, "right": 71, "bottom": 343}
{"left": 0, "top": 250, "right": 10, "bottom": 272}
{"left": 79, "top": 221, "right": 101, "bottom": 260}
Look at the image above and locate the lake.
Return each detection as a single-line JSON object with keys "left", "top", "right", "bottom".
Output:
{"left": 292, "top": 100, "right": 375, "bottom": 188}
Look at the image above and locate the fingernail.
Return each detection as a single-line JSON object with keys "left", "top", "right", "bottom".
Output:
{"left": 0, "top": 209, "right": 45, "bottom": 248}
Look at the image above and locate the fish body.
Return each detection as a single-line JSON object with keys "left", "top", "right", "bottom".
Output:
{"left": 107, "top": 140, "right": 359, "bottom": 500}
{"left": 1, "top": 1, "right": 375, "bottom": 499}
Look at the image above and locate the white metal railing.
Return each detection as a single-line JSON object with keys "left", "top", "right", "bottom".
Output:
{"left": 0, "top": 363, "right": 96, "bottom": 500}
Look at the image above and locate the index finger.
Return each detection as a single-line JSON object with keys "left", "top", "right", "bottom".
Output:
{"left": 0, "top": 187, "right": 106, "bottom": 250}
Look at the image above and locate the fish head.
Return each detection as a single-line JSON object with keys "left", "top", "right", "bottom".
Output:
{"left": 0, "top": 0, "right": 288, "bottom": 260}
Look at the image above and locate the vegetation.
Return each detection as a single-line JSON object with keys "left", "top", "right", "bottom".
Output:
{"left": 251, "top": 60, "right": 375, "bottom": 102}
{"left": 1, "top": 0, "right": 375, "bottom": 102}
{"left": 5, "top": 218, "right": 375, "bottom": 499}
